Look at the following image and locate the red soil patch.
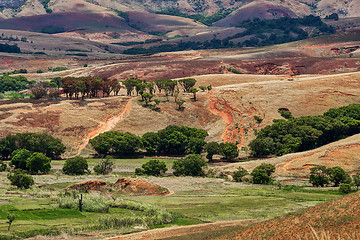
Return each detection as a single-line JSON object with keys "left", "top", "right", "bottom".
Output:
{"left": 69, "top": 180, "right": 108, "bottom": 191}
{"left": 221, "top": 193, "right": 360, "bottom": 239}
{"left": 7, "top": 112, "right": 60, "bottom": 129}
{"left": 114, "top": 178, "right": 170, "bottom": 196}
{"left": 68, "top": 178, "right": 170, "bottom": 196}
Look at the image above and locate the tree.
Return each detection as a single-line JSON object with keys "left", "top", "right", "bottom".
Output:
{"left": 190, "top": 87, "right": 198, "bottom": 101}
{"left": 220, "top": 142, "right": 239, "bottom": 161}
{"left": 27, "top": 152, "right": 51, "bottom": 174}
{"left": 63, "top": 156, "right": 89, "bottom": 175}
{"left": 141, "top": 132, "right": 160, "bottom": 155}
{"left": 142, "top": 92, "right": 153, "bottom": 106}
{"left": 204, "top": 142, "right": 220, "bottom": 161}
{"left": 135, "top": 159, "right": 167, "bottom": 176}
{"left": 199, "top": 86, "right": 207, "bottom": 91}
{"left": 0, "top": 161, "right": 6, "bottom": 171}
{"left": 7, "top": 169, "right": 34, "bottom": 189}
{"left": 328, "top": 166, "right": 351, "bottom": 186}
{"left": 178, "top": 78, "right": 196, "bottom": 92}
{"left": 172, "top": 154, "right": 206, "bottom": 176}
{"left": 251, "top": 163, "right": 276, "bottom": 184}
{"left": 309, "top": 166, "right": 330, "bottom": 187}
{"left": 6, "top": 213, "right": 15, "bottom": 231}
{"left": 175, "top": 100, "right": 185, "bottom": 110}
{"left": 233, "top": 167, "right": 249, "bottom": 182}
{"left": 187, "top": 138, "right": 206, "bottom": 154}
{"left": 353, "top": 173, "right": 360, "bottom": 190}
{"left": 93, "top": 157, "right": 114, "bottom": 175}
{"left": 10, "top": 149, "right": 31, "bottom": 170}
{"left": 90, "top": 131, "right": 142, "bottom": 156}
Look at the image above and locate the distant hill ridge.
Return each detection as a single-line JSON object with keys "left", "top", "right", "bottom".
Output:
{"left": 0, "top": 0, "right": 359, "bottom": 21}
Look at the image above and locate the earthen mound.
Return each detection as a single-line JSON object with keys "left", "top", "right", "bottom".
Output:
{"left": 67, "top": 178, "right": 170, "bottom": 196}
{"left": 114, "top": 178, "right": 170, "bottom": 196}
{"left": 68, "top": 180, "right": 108, "bottom": 191}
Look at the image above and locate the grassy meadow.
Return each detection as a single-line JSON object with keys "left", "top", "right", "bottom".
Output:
{"left": 0, "top": 157, "right": 342, "bottom": 239}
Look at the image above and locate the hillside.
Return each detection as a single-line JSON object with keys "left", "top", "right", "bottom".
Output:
{"left": 219, "top": 192, "right": 360, "bottom": 239}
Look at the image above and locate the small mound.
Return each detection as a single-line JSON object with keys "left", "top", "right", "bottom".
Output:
{"left": 68, "top": 180, "right": 108, "bottom": 191}
{"left": 114, "top": 178, "right": 170, "bottom": 196}
{"left": 67, "top": 178, "right": 170, "bottom": 196}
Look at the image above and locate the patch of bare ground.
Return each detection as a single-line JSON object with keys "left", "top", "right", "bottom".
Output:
{"left": 218, "top": 192, "right": 360, "bottom": 240}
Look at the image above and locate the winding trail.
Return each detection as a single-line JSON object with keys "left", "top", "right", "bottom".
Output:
{"left": 70, "top": 98, "right": 134, "bottom": 157}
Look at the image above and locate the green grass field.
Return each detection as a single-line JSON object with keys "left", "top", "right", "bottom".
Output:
{"left": 0, "top": 158, "right": 342, "bottom": 239}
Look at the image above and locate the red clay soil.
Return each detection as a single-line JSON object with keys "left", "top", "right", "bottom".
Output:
{"left": 114, "top": 178, "right": 170, "bottom": 196}
{"left": 68, "top": 178, "right": 170, "bottom": 196}
{"left": 68, "top": 180, "right": 108, "bottom": 191}
{"left": 219, "top": 193, "right": 360, "bottom": 240}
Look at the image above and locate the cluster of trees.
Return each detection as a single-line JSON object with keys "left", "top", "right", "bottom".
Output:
{"left": 309, "top": 166, "right": 360, "bottom": 194}
{"left": 136, "top": 154, "right": 207, "bottom": 177}
{"left": 10, "top": 149, "right": 51, "bottom": 174}
{"left": 249, "top": 104, "right": 360, "bottom": 157}
{"left": 233, "top": 15, "right": 335, "bottom": 47}
{"left": 204, "top": 142, "right": 239, "bottom": 161}
{"left": 0, "top": 74, "right": 33, "bottom": 93}
{"left": 61, "top": 77, "right": 121, "bottom": 99}
{"left": 233, "top": 163, "right": 275, "bottom": 184}
{"left": 0, "top": 43, "right": 21, "bottom": 53}
{"left": 90, "top": 125, "right": 208, "bottom": 157}
{"left": 123, "top": 15, "right": 336, "bottom": 55}
{"left": 0, "top": 133, "right": 65, "bottom": 159}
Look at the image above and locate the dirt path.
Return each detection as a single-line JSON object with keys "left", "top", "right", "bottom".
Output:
{"left": 70, "top": 98, "right": 134, "bottom": 157}
{"left": 108, "top": 219, "right": 260, "bottom": 240}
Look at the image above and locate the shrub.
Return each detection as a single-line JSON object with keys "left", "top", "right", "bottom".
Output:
{"left": 172, "top": 154, "right": 206, "bottom": 176}
{"left": 136, "top": 159, "right": 167, "bottom": 176}
{"left": 328, "top": 166, "right": 352, "bottom": 186}
{"left": 309, "top": 166, "right": 330, "bottom": 187}
{"left": 93, "top": 157, "right": 114, "bottom": 175}
{"left": 62, "top": 156, "right": 89, "bottom": 175}
{"left": 7, "top": 169, "right": 34, "bottom": 189}
{"left": 353, "top": 173, "right": 360, "bottom": 190}
{"left": 220, "top": 142, "right": 239, "bottom": 161}
{"left": 27, "top": 152, "right": 51, "bottom": 174}
{"left": 0, "top": 161, "right": 7, "bottom": 171}
{"left": 233, "top": 167, "right": 249, "bottom": 182}
{"left": 10, "top": 149, "right": 31, "bottom": 170}
{"left": 339, "top": 183, "right": 352, "bottom": 194}
{"left": 251, "top": 163, "right": 275, "bottom": 184}
{"left": 204, "top": 142, "right": 220, "bottom": 161}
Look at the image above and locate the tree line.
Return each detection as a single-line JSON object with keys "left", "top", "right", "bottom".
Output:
{"left": 250, "top": 104, "right": 360, "bottom": 157}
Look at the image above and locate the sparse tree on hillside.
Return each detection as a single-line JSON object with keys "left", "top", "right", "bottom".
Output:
{"left": 178, "top": 78, "right": 196, "bottom": 92}
{"left": 142, "top": 92, "right": 153, "bottom": 106}
{"left": 176, "top": 100, "right": 185, "bottom": 110}
{"left": 190, "top": 87, "right": 198, "bottom": 101}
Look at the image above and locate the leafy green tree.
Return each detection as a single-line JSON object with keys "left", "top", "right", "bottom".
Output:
{"left": 27, "top": 152, "right": 51, "bottom": 174}
{"left": 251, "top": 163, "right": 275, "bottom": 184}
{"left": 187, "top": 138, "right": 206, "bottom": 154}
{"left": 176, "top": 100, "right": 185, "bottom": 110}
{"left": 178, "top": 78, "right": 196, "bottom": 92}
{"left": 220, "top": 142, "right": 239, "bottom": 161}
{"left": 122, "top": 77, "right": 141, "bottom": 96}
{"left": 190, "top": 87, "right": 198, "bottom": 101}
{"left": 6, "top": 213, "right": 15, "bottom": 231}
{"left": 141, "top": 132, "right": 160, "bottom": 155}
{"left": 0, "top": 135, "right": 18, "bottom": 159}
{"left": 7, "top": 169, "right": 34, "bottom": 189}
{"left": 172, "top": 154, "right": 206, "bottom": 176}
{"left": 328, "top": 166, "right": 351, "bottom": 186}
{"left": 352, "top": 173, "right": 360, "bottom": 190}
{"left": 339, "top": 183, "right": 352, "bottom": 194}
{"left": 233, "top": 167, "right": 249, "bottom": 182}
{"left": 10, "top": 149, "right": 31, "bottom": 170}
{"left": 63, "top": 156, "right": 89, "bottom": 175}
{"left": 142, "top": 92, "right": 153, "bottom": 106}
{"left": 204, "top": 142, "right": 220, "bottom": 161}
{"left": 93, "top": 157, "right": 114, "bottom": 175}
{"left": 199, "top": 86, "right": 207, "bottom": 91}
{"left": 309, "top": 166, "right": 330, "bottom": 187}
{"left": 136, "top": 159, "right": 167, "bottom": 176}
{"left": 90, "top": 131, "right": 142, "bottom": 156}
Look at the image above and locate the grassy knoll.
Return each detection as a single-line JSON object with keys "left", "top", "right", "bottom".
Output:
{"left": 0, "top": 158, "right": 342, "bottom": 239}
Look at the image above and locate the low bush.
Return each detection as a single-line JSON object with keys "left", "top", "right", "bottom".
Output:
{"left": 339, "top": 183, "right": 352, "bottom": 194}
{"left": 251, "top": 163, "right": 275, "bottom": 184}
{"left": 173, "top": 154, "right": 206, "bottom": 176}
{"left": 62, "top": 156, "right": 89, "bottom": 175}
{"left": 7, "top": 169, "right": 34, "bottom": 189}
{"left": 233, "top": 167, "right": 249, "bottom": 182}
{"left": 93, "top": 158, "right": 114, "bottom": 175}
{"left": 135, "top": 159, "right": 167, "bottom": 176}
